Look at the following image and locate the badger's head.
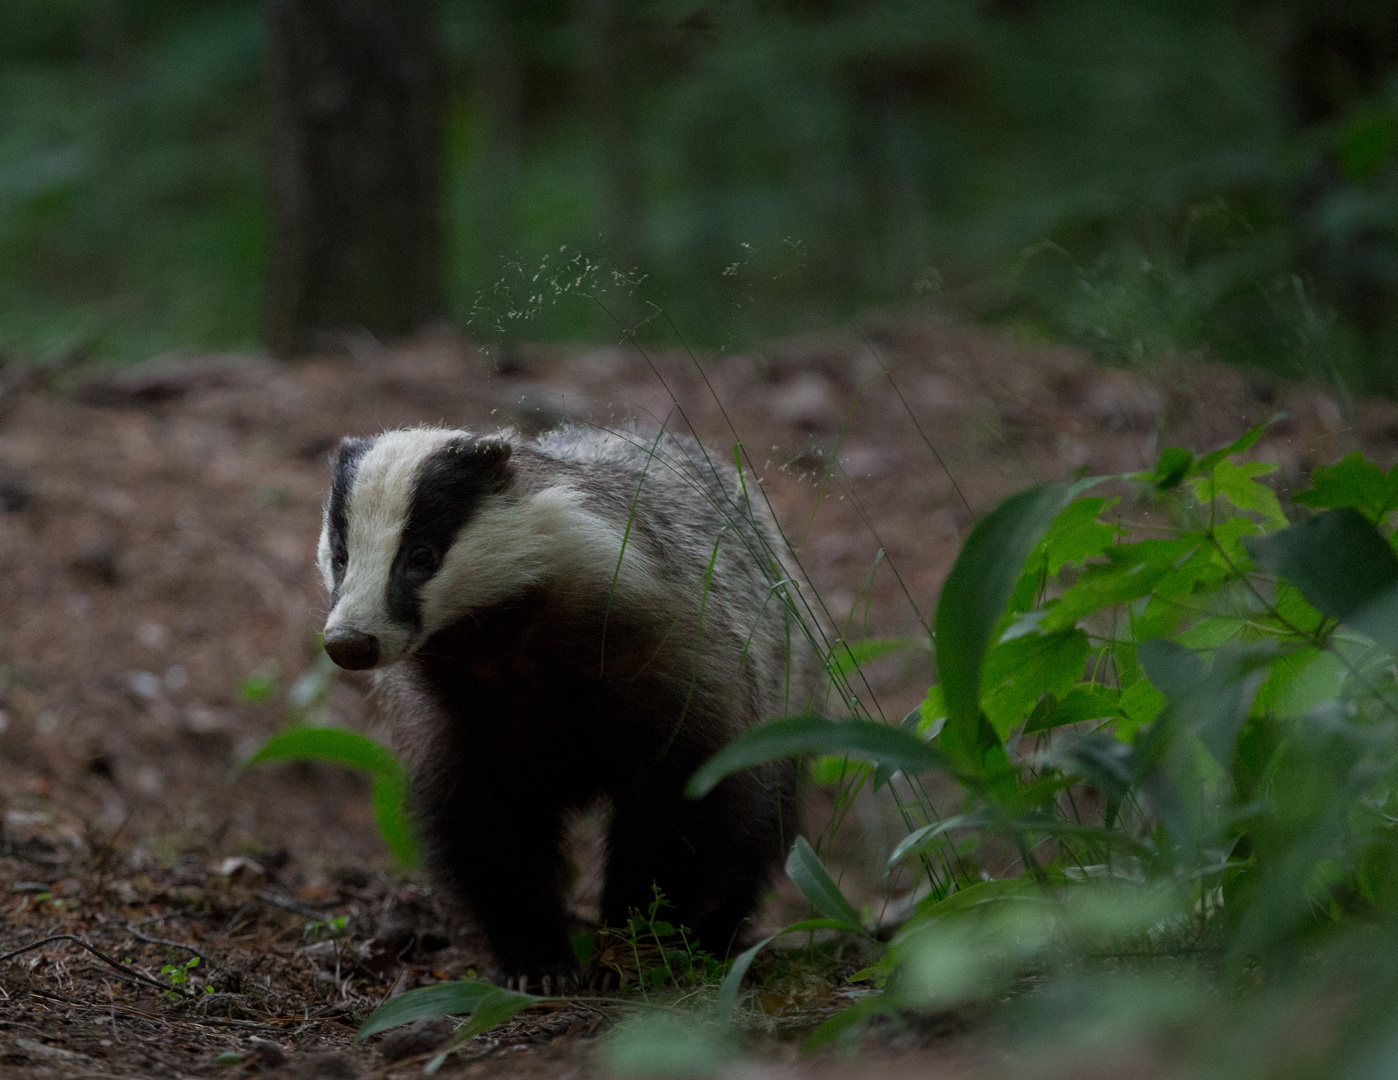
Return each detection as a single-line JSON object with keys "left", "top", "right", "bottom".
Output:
{"left": 317, "top": 428, "right": 516, "bottom": 670}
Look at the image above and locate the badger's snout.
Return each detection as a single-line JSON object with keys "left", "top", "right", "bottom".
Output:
{"left": 324, "top": 628, "right": 380, "bottom": 670}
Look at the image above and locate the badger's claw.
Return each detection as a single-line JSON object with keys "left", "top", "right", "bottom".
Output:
{"left": 493, "top": 966, "right": 581, "bottom": 996}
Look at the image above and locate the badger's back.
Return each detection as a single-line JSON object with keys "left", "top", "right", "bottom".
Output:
{"left": 521, "top": 424, "right": 811, "bottom": 730}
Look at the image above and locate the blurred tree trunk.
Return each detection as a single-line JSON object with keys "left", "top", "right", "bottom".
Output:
{"left": 266, "top": 0, "right": 445, "bottom": 357}
{"left": 581, "top": 0, "right": 643, "bottom": 322}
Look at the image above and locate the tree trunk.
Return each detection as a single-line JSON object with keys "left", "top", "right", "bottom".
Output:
{"left": 266, "top": 0, "right": 444, "bottom": 357}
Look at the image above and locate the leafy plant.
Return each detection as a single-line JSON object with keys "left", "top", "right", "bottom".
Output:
{"left": 695, "top": 421, "right": 1398, "bottom": 1065}
{"left": 159, "top": 955, "right": 201, "bottom": 1000}
{"left": 589, "top": 888, "right": 725, "bottom": 994}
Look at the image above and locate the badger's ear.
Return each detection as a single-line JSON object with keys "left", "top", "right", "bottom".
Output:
{"left": 332, "top": 435, "right": 372, "bottom": 474}
{"left": 470, "top": 436, "right": 513, "bottom": 493}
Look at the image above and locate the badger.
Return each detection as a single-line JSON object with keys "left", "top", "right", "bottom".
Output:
{"left": 317, "top": 423, "right": 812, "bottom": 988}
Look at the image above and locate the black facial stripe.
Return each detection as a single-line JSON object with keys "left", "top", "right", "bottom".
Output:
{"left": 327, "top": 436, "right": 372, "bottom": 598}
{"left": 386, "top": 437, "right": 513, "bottom": 632}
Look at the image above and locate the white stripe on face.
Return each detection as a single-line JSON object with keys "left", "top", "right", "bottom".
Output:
{"left": 323, "top": 429, "right": 461, "bottom": 664}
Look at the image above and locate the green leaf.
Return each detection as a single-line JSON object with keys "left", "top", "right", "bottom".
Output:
{"left": 785, "top": 836, "right": 867, "bottom": 935}
{"left": 1175, "top": 615, "right": 1246, "bottom": 650}
{"left": 830, "top": 636, "right": 925, "bottom": 678}
{"left": 425, "top": 989, "right": 538, "bottom": 1073}
{"left": 1191, "top": 418, "right": 1277, "bottom": 474}
{"left": 1293, "top": 452, "right": 1398, "bottom": 525}
{"left": 1188, "top": 460, "right": 1286, "bottom": 528}
{"left": 570, "top": 932, "right": 597, "bottom": 969}
{"left": 980, "top": 630, "right": 1092, "bottom": 738}
{"left": 935, "top": 483, "right": 1084, "bottom": 776}
{"left": 1248, "top": 509, "right": 1398, "bottom": 649}
{"left": 357, "top": 980, "right": 514, "bottom": 1039}
{"left": 686, "top": 715, "right": 947, "bottom": 798}
{"left": 241, "top": 727, "right": 419, "bottom": 866}
{"left": 918, "top": 685, "right": 947, "bottom": 735}
{"left": 1036, "top": 497, "right": 1122, "bottom": 576}
{"left": 1024, "top": 685, "right": 1121, "bottom": 734}
{"left": 1134, "top": 446, "right": 1194, "bottom": 492}
{"left": 1253, "top": 648, "right": 1346, "bottom": 720}
{"left": 1138, "top": 640, "right": 1276, "bottom": 768}
{"left": 1041, "top": 539, "right": 1196, "bottom": 632}
{"left": 715, "top": 918, "right": 846, "bottom": 1032}
{"left": 808, "top": 755, "right": 858, "bottom": 785}
{"left": 1115, "top": 674, "right": 1167, "bottom": 742}
{"left": 885, "top": 811, "right": 998, "bottom": 873}
{"left": 908, "top": 876, "right": 1039, "bottom": 923}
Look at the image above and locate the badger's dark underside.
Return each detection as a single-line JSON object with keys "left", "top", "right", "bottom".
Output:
{"left": 405, "top": 586, "right": 799, "bottom": 985}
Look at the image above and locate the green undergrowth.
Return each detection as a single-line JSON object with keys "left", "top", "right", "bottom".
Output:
{"left": 245, "top": 424, "right": 1398, "bottom": 1076}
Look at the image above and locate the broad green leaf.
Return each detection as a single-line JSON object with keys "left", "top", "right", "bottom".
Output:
{"left": 873, "top": 707, "right": 929, "bottom": 788}
{"left": 571, "top": 933, "right": 597, "bottom": 969}
{"left": 686, "top": 715, "right": 948, "bottom": 798}
{"left": 1139, "top": 640, "right": 1276, "bottom": 769}
{"left": 786, "top": 836, "right": 867, "bottom": 935}
{"left": 426, "top": 989, "right": 537, "bottom": 1073}
{"left": 1175, "top": 615, "right": 1246, "bottom": 650}
{"left": 357, "top": 980, "right": 513, "bottom": 1038}
{"left": 1148, "top": 544, "right": 1217, "bottom": 603}
{"left": 1039, "top": 497, "right": 1122, "bottom": 574}
{"left": 1054, "top": 732, "right": 1135, "bottom": 804}
{"left": 1024, "top": 685, "right": 1122, "bottom": 734}
{"left": 980, "top": 630, "right": 1092, "bottom": 738}
{"left": 809, "top": 755, "right": 859, "bottom": 785}
{"left": 935, "top": 483, "right": 1083, "bottom": 776}
{"left": 715, "top": 918, "right": 846, "bottom": 1032}
{"left": 1041, "top": 539, "right": 1196, "bottom": 632}
{"left": 1116, "top": 678, "right": 1167, "bottom": 741}
{"left": 1191, "top": 418, "right": 1276, "bottom": 474}
{"left": 1248, "top": 509, "right": 1398, "bottom": 650}
{"left": 830, "top": 636, "right": 925, "bottom": 678}
{"left": 885, "top": 811, "right": 998, "bottom": 873}
{"left": 1209, "top": 516, "right": 1262, "bottom": 563}
{"left": 907, "top": 878, "right": 1042, "bottom": 930}
{"left": 1188, "top": 460, "right": 1286, "bottom": 528}
{"left": 242, "top": 727, "right": 419, "bottom": 866}
{"left": 243, "top": 724, "right": 402, "bottom": 788}
{"left": 1254, "top": 648, "right": 1346, "bottom": 719}
{"left": 1274, "top": 581, "right": 1326, "bottom": 635}
{"left": 1016, "top": 498, "right": 1123, "bottom": 596}
{"left": 1292, "top": 452, "right": 1398, "bottom": 524}
{"left": 1134, "top": 446, "right": 1194, "bottom": 491}
{"left": 918, "top": 685, "right": 947, "bottom": 734}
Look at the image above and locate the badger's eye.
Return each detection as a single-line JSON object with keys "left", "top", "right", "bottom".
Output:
{"left": 332, "top": 545, "right": 348, "bottom": 569}
{"left": 406, "top": 546, "right": 438, "bottom": 573}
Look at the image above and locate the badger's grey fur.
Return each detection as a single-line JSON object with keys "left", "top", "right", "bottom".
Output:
{"left": 318, "top": 424, "right": 812, "bottom": 985}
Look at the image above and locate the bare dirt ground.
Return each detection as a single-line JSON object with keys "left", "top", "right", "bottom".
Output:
{"left": 1, "top": 314, "right": 1394, "bottom": 1078}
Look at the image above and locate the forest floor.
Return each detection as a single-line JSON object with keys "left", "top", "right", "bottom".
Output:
{"left": 2, "top": 315, "right": 1396, "bottom": 1078}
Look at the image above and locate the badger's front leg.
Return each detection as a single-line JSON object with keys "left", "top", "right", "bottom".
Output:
{"left": 415, "top": 783, "right": 578, "bottom": 990}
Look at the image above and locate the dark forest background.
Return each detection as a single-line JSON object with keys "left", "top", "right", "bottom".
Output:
{"left": 2, "top": 1, "right": 1397, "bottom": 392}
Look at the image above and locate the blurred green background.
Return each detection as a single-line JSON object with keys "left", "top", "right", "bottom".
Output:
{"left": 2, "top": 1, "right": 1396, "bottom": 390}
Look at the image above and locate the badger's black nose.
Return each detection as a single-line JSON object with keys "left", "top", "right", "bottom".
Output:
{"left": 324, "top": 629, "right": 380, "bottom": 670}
